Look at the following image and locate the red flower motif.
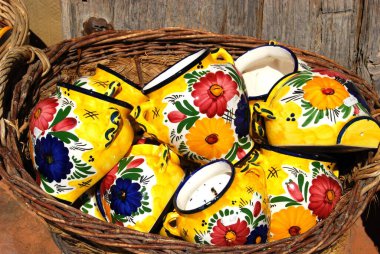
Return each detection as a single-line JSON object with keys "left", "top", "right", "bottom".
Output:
{"left": 127, "top": 158, "right": 144, "bottom": 169}
{"left": 237, "top": 147, "right": 246, "bottom": 160}
{"left": 100, "top": 164, "right": 118, "bottom": 195}
{"left": 253, "top": 201, "right": 261, "bottom": 217}
{"left": 210, "top": 218, "right": 250, "bottom": 246}
{"left": 313, "top": 68, "right": 347, "bottom": 80}
{"left": 191, "top": 71, "right": 239, "bottom": 118}
{"left": 308, "top": 175, "right": 342, "bottom": 219}
{"left": 286, "top": 180, "right": 304, "bottom": 202}
{"left": 168, "top": 111, "right": 187, "bottom": 123}
{"left": 51, "top": 117, "right": 77, "bottom": 132}
{"left": 29, "top": 98, "right": 59, "bottom": 132}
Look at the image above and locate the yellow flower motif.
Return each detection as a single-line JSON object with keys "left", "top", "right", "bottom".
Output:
{"left": 185, "top": 118, "right": 234, "bottom": 160}
{"left": 303, "top": 77, "right": 349, "bottom": 110}
{"left": 270, "top": 206, "right": 317, "bottom": 241}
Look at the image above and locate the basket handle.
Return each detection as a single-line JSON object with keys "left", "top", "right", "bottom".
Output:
{"left": 0, "top": 45, "right": 50, "bottom": 120}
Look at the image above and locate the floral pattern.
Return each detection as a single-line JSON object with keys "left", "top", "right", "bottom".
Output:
{"left": 279, "top": 70, "right": 369, "bottom": 128}
{"left": 191, "top": 71, "right": 239, "bottom": 118}
{"left": 185, "top": 118, "right": 234, "bottom": 159}
{"left": 34, "top": 134, "right": 73, "bottom": 183}
{"left": 110, "top": 178, "right": 142, "bottom": 216}
{"left": 270, "top": 206, "right": 316, "bottom": 241}
{"left": 308, "top": 174, "right": 342, "bottom": 219}
{"left": 29, "top": 98, "right": 59, "bottom": 132}
{"left": 303, "top": 77, "right": 350, "bottom": 110}
{"left": 210, "top": 219, "right": 250, "bottom": 246}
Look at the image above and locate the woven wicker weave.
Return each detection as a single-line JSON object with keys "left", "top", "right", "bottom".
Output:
{"left": 0, "top": 0, "right": 28, "bottom": 59}
{"left": 0, "top": 28, "right": 379, "bottom": 254}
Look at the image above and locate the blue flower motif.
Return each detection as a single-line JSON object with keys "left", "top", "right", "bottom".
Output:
{"left": 247, "top": 224, "right": 268, "bottom": 244}
{"left": 34, "top": 134, "right": 73, "bottom": 183}
{"left": 110, "top": 178, "right": 142, "bottom": 216}
{"left": 234, "top": 95, "right": 250, "bottom": 138}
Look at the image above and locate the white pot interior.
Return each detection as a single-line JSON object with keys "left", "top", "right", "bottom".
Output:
{"left": 143, "top": 49, "right": 207, "bottom": 92}
{"left": 176, "top": 160, "right": 233, "bottom": 211}
{"left": 235, "top": 46, "right": 297, "bottom": 97}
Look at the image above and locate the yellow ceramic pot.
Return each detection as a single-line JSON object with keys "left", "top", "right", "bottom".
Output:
{"left": 251, "top": 145, "right": 341, "bottom": 241}
{"left": 28, "top": 83, "right": 134, "bottom": 203}
{"left": 235, "top": 43, "right": 311, "bottom": 140}
{"left": 132, "top": 48, "right": 254, "bottom": 165}
{"left": 96, "top": 143, "right": 185, "bottom": 233}
{"left": 163, "top": 159, "right": 270, "bottom": 245}
{"left": 253, "top": 69, "right": 380, "bottom": 151}
{"left": 74, "top": 64, "right": 148, "bottom": 107}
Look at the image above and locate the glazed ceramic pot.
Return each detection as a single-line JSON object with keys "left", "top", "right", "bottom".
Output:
{"left": 163, "top": 159, "right": 270, "bottom": 246}
{"left": 96, "top": 143, "right": 185, "bottom": 233}
{"left": 28, "top": 82, "right": 134, "bottom": 203}
{"left": 73, "top": 64, "right": 149, "bottom": 107}
{"left": 252, "top": 68, "right": 380, "bottom": 151}
{"left": 235, "top": 43, "right": 309, "bottom": 139}
{"left": 247, "top": 145, "right": 341, "bottom": 241}
{"left": 132, "top": 48, "right": 254, "bottom": 165}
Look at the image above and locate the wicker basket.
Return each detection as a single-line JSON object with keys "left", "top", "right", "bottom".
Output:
{"left": 0, "top": 28, "right": 379, "bottom": 254}
{"left": 0, "top": 0, "right": 28, "bottom": 60}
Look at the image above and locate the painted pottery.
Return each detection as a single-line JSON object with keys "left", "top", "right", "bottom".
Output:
{"left": 96, "top": 143, "right": 185, "bottom": 233}
{"left": 28, "top": 82, "right": 134, "bottom": 203}
{"left": 252, "top": 68, "right": 380, "bottom": 151}
{"left": 132, "top": 48, "right": 254, "bottom": 164}
{"left": 235, "top": 43, "right": 309, "bottom": 139}
{"left": 248, "top": 145, "right": 341, "bottom": 241}
{"left": 73, "top": 64, "right": 149, "bottom": 107}
{"left": 162, "top": 159, "right": 270, "bottom": 245}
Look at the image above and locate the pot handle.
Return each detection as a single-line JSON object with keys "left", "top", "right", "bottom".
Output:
{"left": 163, "top": 211, "right": 182, "bottom": 238}
{"left": 210, "top": 48, "right": 234, "bottom": 65}
{"left": 253, "top": 101, "right": 276, "bottom": 120}
{"left": 131, "top": 100, "right": 159, "bottom": 138}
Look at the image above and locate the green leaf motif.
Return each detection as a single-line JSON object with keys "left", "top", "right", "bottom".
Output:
{"left": 270, "top": 196, "right": 296, "bottom": 203}
{"left": 225, "top": 142, "right": 239, "bottom": 162}
{"left": 49, "top": 106, "right": 71, "bottom": 128}
{"left": 338, "top": 104, "right": 352, "bottom": 119}
{"left": 175, "top": 100, "right": 199, "bottom": 116}
{"left": 285, "top": 71, "right": 313, "bottom": 88}
{"left": 285, "top": 201, "right": 301, "bottom": 207}
{"left": 73, "top": 80, "right": 87, "bottom": 87}
{"left": 68, "top": 156, "right": 96, "bottom": 180}
{"left": 118, "top": 157, "right": 133, "bottom": 174}
{"left": 40, "top": 175, "right": 54, "bottom": 194}
{"left": 177, "top": 116, "right": 200, "bottom": 133}
{"left": 50, "top": 131, "right": 79, "bottom": 144}
{"left": 240, "top": 207, "right": 253, "bottom": 225}
{"left": 252, "top": 214, "right": 266, "bottom": 228}
{"left": 297, "top": 174, "right": 304, "bottom": 194}
{"left": 304, "top": 181, "right": 309, "bottom": 203}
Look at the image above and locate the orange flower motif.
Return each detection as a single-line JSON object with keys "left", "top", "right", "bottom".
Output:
{"left": 303, "top": 77, "right": 349, "bottom": 110}
{"left": 270, "top": 206, "right": 317, "bottom": 241}
{"left": 185, "top": 118, "right": 234, "bottom": 160}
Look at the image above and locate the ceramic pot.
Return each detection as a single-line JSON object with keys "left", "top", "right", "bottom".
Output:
{"left": 235, "top": 43, "right": 310, "bottom": 139}
{"left": 132, "top": 48, "right": 254, "bottom": 165}
{"left": 252, "top": 68, "right": 380, "bottom": 151}
{"left": 247, "top": 145, "right": 341, "bottom": 241}
{"left": 163, "top": 159, "right": 270, "bottom": 245}
{"left": 96, "top": 143, "right": 185, "bottom": 233}
{"left": 28, "top": 82, "right": 134, "bottom": 203}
